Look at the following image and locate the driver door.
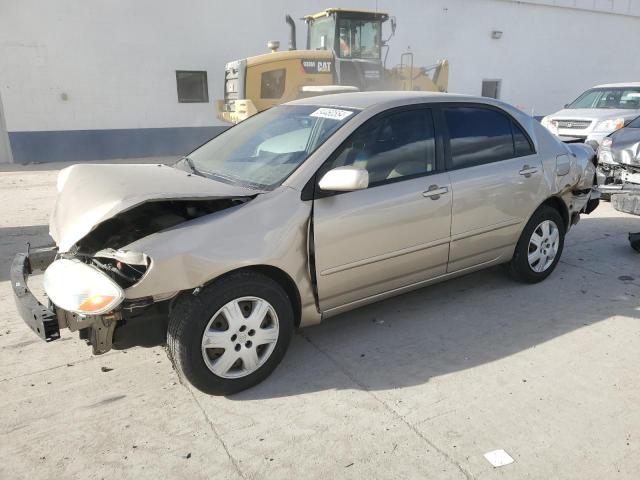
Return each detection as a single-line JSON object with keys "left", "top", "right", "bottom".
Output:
{"left": 312, "top": 107, "right": 452, "bottom": 312}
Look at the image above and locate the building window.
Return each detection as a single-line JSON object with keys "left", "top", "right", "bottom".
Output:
{"left": 176, "top": 71, "right": 209, "bottom": 103}
{"left": 481, "top": 79, "right": 501, "bottom": 99}
{"left": 260, "top": 69, "right": 286, "bottom": 99}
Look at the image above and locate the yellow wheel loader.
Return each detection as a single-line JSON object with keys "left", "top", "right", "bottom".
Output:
{"left": 217, "top": 8, "right": 449, "bottom": 123}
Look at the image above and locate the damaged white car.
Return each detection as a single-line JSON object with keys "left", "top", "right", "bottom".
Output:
{"left": 12, "top": 92, "right": 599, "bottom": 395}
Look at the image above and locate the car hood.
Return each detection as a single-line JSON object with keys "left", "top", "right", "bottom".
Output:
{"left": 549, "top": 108, "right": 640, "bottom": 121}
{"left": 51, "top": 163, "right": 261, "bottom": 252}
{"left": 610, "top": 127, "right": 640, "bottom": 166}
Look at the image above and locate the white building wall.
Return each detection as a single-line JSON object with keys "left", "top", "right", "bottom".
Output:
{"left": 0, "top": 0, "right": 639, "bottom": 132}
{"left": 384, "top": 0, "right": 640, "bottom": 116}
{"left": 506, "top": 0, "right": 640, "bottom": 16}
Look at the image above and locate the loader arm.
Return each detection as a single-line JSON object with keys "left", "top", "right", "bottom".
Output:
{"left": 431, "top": 59, "right": 449, "bottom": 93}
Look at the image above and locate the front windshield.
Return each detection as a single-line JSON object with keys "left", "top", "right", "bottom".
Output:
{"left": 308, "top": 16, "right": 335, "bottom": 51}
{"left": 185, "top": 105, "right": 357, "bottom": 189}
{"left": 628, "top": 115, "right": 640, "bottom": 128}
{"left": 337, "top": 18, "right": 381, "bottom": 59}
{"left": 567, "top": 87, "right": 640, "bottom": 109}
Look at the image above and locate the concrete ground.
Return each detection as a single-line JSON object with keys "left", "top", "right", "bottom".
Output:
{"left": 1, "top": 161, "right": 639, "bottom": 479}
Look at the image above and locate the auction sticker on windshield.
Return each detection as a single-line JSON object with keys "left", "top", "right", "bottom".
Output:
{"left": 310, "top": 108, "right": 354, "bottom": 121}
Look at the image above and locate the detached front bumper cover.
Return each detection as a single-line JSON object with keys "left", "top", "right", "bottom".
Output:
{"left": 11, "top": 245, "right": 125, "bottom": 354}
{"left": 11, "top": 247, "right": 60, "bottom": 341}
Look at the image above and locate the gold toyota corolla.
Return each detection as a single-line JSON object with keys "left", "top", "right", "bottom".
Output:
{"left": 12, "top": 92, "right": 599, "bottom": 395}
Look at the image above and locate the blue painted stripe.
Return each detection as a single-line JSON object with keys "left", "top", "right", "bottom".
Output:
{"left": 8, "top": 126, "right": 229, "bottom": 164}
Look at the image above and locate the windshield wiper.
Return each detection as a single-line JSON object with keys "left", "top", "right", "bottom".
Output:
{"left": 180, "top": 156, "right": 205, "bottom": 177}
{"left": 205, "top": 169, "right": 266, "bottom": 190}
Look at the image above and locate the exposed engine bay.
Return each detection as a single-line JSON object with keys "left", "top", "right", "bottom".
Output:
{"left": 24, "top": 162, "right": 265, "bottom": 354}
{"left": 76, "top": 198, "right": 251, "bottom": 253}
{"left": 58, "top": 198, "right": 252, "bottom": 290}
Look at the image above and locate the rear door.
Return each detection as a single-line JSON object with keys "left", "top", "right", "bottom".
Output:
{"left": 441, "top": 104, "right": 542, "bottom": 272}
{"left": 312, "top": 106, "right": 451, "bottom": 311}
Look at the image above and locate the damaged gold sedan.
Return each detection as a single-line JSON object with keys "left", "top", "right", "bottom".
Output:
{"left": 12, "top": 92, "right": 599, "bottom": 395}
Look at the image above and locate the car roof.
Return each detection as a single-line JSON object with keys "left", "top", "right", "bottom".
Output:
{"left": 592, "top": 82, "right": 640, "bottom": 88}
{"left": 287, "top": 91, "right": 504, "bottom": 111}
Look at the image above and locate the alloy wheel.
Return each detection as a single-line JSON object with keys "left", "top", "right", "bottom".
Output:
{"left": 527, "top": 220, "right": 560, "bottom": 273}
{"left": 201, "top": 296, "right": 279, "bottom": 379}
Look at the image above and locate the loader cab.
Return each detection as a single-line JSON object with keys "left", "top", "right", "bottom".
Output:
{"left": 305, "top": 9, "right": 389, "bottom": 90}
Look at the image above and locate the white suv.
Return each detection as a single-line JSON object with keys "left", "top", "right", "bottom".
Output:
{"left": 541, "top": 83, "right": 640, "bottom": 148}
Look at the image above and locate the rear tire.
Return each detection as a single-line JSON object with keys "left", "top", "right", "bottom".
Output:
{"left": 167, "top": 271, "right": 294, "bottom": 395}
{"left": 509, "top": 205, "right": 565, "bottom": 283}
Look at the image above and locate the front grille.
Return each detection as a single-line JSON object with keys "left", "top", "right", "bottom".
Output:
{"left": 556, "top": 119, "right": 592, "bottom": 129}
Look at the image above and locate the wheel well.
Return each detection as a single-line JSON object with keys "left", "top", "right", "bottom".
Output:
{"left": 223, "top": 265, "right": 302, "bottom": 327}
{"left": 540, "top": 196, "right": 569, "bottom": 229}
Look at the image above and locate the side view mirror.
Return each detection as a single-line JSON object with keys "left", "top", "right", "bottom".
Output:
{"left": 318, "top": 166, "right": 369, "bottom": 192}
{"left": 391, "top": 17, "right": 397, "bottom": 35}
{"left": 564, "top": 104, "right": 569, "bottom": 109}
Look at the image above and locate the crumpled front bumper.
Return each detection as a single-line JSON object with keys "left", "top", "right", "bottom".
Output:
{"left": 11, "top": 246, "right": 60, "bottom": 342}
{"left": 11, "top": 246, "right": 123, "bottom": 354}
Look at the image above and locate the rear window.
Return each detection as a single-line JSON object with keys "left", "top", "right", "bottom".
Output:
{"left": 513, "top": 122, "right": 535, "bottom": 156}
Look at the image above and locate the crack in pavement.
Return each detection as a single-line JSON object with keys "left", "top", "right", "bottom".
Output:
{"left": 187, "top": 386, "right": 247, "bottom": 480}
{"left": 298, "top": 331, "right": 474, "bottom": 480}
{"left": 560, "top": 258, "right": 640, "bottom": 288}
{"left": 564, "top": 229, "right": 633, "bottom": 247}
{"left": 558, "top": 259, "right": 607, "bottom": 277}
{"left": 0, "top": 351, "right": 117, "bottom": 382}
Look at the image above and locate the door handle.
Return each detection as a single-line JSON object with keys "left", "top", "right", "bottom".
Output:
{"left": 423, "top": 185, "right": 448, "bottom": 199}
{"left": 519, "top": 165, "right": 538, "bottom": 177}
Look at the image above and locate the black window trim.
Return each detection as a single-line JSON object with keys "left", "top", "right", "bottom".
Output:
{"left": 303, "top": 103, "right": 446, "bottom": 200}
{"left": 435, "top": 102, "right": 536, "bottom": 172}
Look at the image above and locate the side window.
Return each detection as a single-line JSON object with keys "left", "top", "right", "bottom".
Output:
{"left": 444, "top": 106, "right": 515, "bottom": 169}
{"left": 512, "top": 121, "right": 534, "bottom": 156}
{"left": 325, "top": 109, "right": 437, "bottom": 186}
{"left": 260, "top": 69, "right": 286, "bottom": 99}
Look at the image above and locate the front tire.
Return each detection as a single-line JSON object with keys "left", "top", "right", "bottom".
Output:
{"left": 509, "top": 205, "right": 565, "bottom": 283}
{"left": 167, "top": 271, "right": 294, "bottom": 395}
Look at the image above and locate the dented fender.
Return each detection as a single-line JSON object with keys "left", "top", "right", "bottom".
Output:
{"left": 537, "top": 130, "right": 597, "bottom": 224}
{"left": 121, "top": 187, "right": 321, "bottom": 327}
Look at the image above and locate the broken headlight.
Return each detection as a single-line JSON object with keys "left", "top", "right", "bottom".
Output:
{"left": 43, "top": 258, "right": 125, "bottom": 315}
